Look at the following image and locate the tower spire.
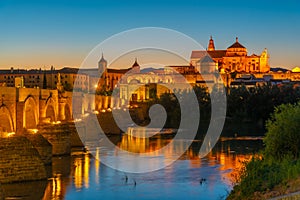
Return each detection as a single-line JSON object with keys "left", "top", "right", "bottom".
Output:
{"left": 132, "top": 57, "right": 139, "bottom": 67}
{"left": 99, "top": 52, "right": 106, "bottom": 62}
{"left": 208, "top": 36, "right": 215, "bottom": 51}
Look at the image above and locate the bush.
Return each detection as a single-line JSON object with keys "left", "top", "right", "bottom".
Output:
{"left": 227, "top": 157, "right": 300, "bottom": 200}
{"left": 264, "top": 102, "right": 300, "bottom": 160}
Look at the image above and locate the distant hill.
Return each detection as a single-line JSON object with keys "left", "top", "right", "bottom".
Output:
{"left": 270, "top": 67, "right": 290, "bottom": 73}
{"left": 140, "top": 67, "right": 164, "bottom": 73}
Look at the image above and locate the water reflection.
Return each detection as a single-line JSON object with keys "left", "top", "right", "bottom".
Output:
{"left": 0, "top": 134, "right": 263, "bottom": 200}
{"left": 73, "top": 153, "right": 90, "bottom": 190}
{"left": 95, "top": 147, "right": 100, "bottom": 185}
{"left": 43, "top": 156, "right": 71, "bottom": 200}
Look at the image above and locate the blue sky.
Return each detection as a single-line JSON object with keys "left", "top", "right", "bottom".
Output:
{"left": 0, "top": 0, "right": 299, "bottom": 69}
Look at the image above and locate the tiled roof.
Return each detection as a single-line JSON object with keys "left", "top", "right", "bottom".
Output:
{"left": 207, "top": 50, "right": 227, "bottom": 58}
{"left": 58, "top": 67, "right": 79, "bottom": 73}
{"left": 191, "top": 50, "right": 226, "bottom": 59}
{"left": 190, "top": 51, "right": 207, "bottom": 59}
{"left": 107, "top": 68, "right": 131, "bottom": 74}
{"left": 0, "top": 69, "right": 49, "bottom": 74}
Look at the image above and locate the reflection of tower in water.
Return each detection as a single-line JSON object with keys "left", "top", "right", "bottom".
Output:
{"left": 95, "top": 147, "right": 100, "bottom": 185}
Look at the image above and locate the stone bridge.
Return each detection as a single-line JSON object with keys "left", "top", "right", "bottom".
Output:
{"left": 0, "top": 87, "right": 122, "bottom": 134}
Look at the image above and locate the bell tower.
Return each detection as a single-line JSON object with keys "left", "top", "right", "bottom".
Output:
{"left": 260, "top": 48, "right": 270, "bottom": 72}
{"left": 208, "top": 36, "right": 215, "bottom": 51}
{"left": 98, "top": 53, "right": 107, "bottom": 75}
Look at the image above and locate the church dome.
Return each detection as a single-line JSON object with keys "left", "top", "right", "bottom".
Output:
{"left": 226, "top": 37, "right": 247, "bottom": 56}
{"left": 227, "top": 37, "right": 246, "bottom": 49}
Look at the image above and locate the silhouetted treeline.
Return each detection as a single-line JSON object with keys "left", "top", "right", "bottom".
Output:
{"left": 227, "top": 84, "right": 300, "bottom": 125}
{"left": 149, "top": 83, "right": 300, "bottom": 136}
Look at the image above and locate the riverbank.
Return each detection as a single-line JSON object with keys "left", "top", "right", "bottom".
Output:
{"left": 231, "top": 176, "right": 300, "bottom": 200}
{"left": 226, "top": 158, "right": 300, "bottom": 200}
{"left": 227, "top": 103, "right": 300, "bottom": 200}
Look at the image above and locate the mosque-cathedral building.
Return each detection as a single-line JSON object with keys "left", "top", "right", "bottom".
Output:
{"left": 191, "top": 36, "right": 270, "bottom": 73}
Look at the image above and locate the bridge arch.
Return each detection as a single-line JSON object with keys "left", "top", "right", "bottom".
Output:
{"left": 0, "top": 105, "right": 14, "bottom": 133}
{"left": 45, "top": 97, "right": 57, "bottom": 122}
{"left": 23, "top": 96, "right": 38, "bottom": 129}
{"left": 164, "top": 76, "right": 173, "bottom": 83}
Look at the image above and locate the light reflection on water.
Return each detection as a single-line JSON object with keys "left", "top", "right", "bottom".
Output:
{"left": 0, "top": 135, "right": 263, "bottom": 200}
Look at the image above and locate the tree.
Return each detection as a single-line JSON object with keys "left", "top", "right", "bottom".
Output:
{"left": 264, "top": 102, "right": 300, "bottom": 160}
{"left": 43, "top": 73, "right": 47, "bottom": 89}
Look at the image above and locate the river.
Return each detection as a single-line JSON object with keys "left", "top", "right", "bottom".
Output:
{"left": 1, "top": 135, "right": 263, "bottom": 200}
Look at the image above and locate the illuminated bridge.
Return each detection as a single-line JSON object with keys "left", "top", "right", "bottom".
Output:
{"left": 0, "top": 86, "right": 121, "bottom": 134}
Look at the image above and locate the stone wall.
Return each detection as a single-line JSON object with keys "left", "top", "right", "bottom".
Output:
{"left": 0, "top": 136, "right": 47, "bottom": 184}
{"left": 0, "top": 184, "right": 3, "bottom": 200}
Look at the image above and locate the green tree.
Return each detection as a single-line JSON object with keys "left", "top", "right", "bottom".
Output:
{"left": 264, "top": 102, "right": 300, "bottom": 160}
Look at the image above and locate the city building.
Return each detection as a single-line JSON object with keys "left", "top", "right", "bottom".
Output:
{"left": 1, "top": 37, "right": 300, "bottom": 98}
{"left": 0, "top": 67, "right": 90, "bottom": 92}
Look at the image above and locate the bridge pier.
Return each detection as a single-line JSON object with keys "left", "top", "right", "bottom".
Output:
{"left": 38, "top": 123, "right": 71, "bottom": 156}
{"left": 25, "top": 132, "right": 52, "bottom": 165}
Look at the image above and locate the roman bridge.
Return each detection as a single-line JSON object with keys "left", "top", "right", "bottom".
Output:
{"left": 0, "top": 87, "right": 122, "bottom": 134}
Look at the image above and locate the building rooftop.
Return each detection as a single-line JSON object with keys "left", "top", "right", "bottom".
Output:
{"left": 227, "top": 37, "right": 246, "bottom": 49}
{"left": 191, "top": 50, "right": 226, "bottom": 59}
{"left": 107, "top": 68, "right": 131, "bottom": 74}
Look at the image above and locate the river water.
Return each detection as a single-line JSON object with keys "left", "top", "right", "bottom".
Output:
{"left": 1, "top": 135, "right": 263, "bottom": 200}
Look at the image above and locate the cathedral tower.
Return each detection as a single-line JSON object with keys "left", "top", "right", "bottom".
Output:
{"left": 208, "top": 36, "right": 215, "bottom": 51}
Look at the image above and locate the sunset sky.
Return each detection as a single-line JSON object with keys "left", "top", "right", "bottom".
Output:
{"left": 0, "top": 0, "right": 299, "bottom": 69}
